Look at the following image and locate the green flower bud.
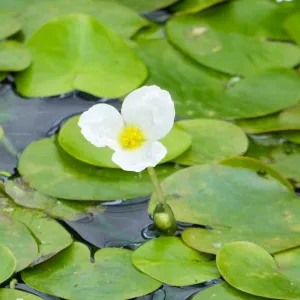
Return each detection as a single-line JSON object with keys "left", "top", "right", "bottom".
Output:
{"left": 153, "top": 203, "right": 177, "bottom": 235}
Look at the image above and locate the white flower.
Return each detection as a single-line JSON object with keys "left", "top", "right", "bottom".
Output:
{"left": 78, "top": 85, "right": 175, "bottom": 172}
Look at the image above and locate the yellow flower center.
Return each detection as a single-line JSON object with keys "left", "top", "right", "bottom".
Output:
{"left": 120, "top": 126, "right": 145, "bottom": 149}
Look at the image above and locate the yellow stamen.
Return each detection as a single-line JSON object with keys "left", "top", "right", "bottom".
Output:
{"left": 120, "top": 126, "right": 145, "bottom": 149}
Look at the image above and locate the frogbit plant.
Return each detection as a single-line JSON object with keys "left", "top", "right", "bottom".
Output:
{"left": 78, "top": 85, "right": 177, "bottom": 234}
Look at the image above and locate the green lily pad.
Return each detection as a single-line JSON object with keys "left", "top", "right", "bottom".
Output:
{"left": 149, "top": 164, "right": 300, "bottom": 254}
{"left": 5, "top": 179, "right": 104, "bottom": 221}
{"left": 0, "top": 72, "right": 6, "bottom": 82}
{"left": 217, "top": 242, "right": 300, "bottom": 299}
{"left": 173, "top": 119, "right": 248, "bottom": 165}
{"left": 136, "top": 39, "right": 300, "bottom": 119}
{"left": 112, "top": 0, "right": 179, "bottom": 12}
{"left": 22, "top": 242, "right": 161, "bottom": 299}
{"left": 182, "top": 0, "right": 290, "bottom": 39}
{"left": 193, "top": 282, "right": 263, "bottom": 300}
{"left": 19, "top": 0, "right": 148, "bottom": 40}
{"left": 0, "top": 245, "right": 16, "bottom": 283}
{"left": 0, "top": 40, "right": 31, "bottom": 72}
{"left": 282, "top": 131, "right": 300, "bottom": 144}
{"left": 0, "top": 289, "right": 42, "bottom": 300}
{"left": 171, "top": 0, "right": 226, "bottom": 15}
{"left": 15, "top": 14, "right": 147, "bottom": 98}
{"left": 236, "top": 105, "right": 300, "bottom": 134}
{"left": 18, "top": 137, "right": 178, "bottom": 201}
{"left": 0, "top": 0, "right": 35, "bottom": 13}
{"left": 269, "top": 145, "right": 300, "bottom": 186}
{"left": 285, "top": 12, "right": 300, "bottom": 45}
{"left": 59, "top": 115, "right": 192, "bottom": 168}
{"left": 220, "top": 156, "right": 293, "bottom": 192}
{"left": 132, "top": 237, "right": 219, "bottom": 286}
{"left": 0, "top": 12, "right": 21, "bottom": 39}
{"left": 166, "top": 17, "right": 300, "bottom": 76}
{"left": 0, "top": 213, "right": 38, "bottom": 271}
{"left": 4, "top": 208, "right": 73, "bottom": 265}
{"left": 133, "top": 23, "right": 164, "bottom": 40}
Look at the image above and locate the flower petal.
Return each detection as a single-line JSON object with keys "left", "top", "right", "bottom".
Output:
{"left": 78, "top": 103, "right": 124, "bottom": 150}
{"left": 121, "top": 85, "right": 175, "bottom": 140}
{"left": 112, "top": 141, "right": 167, "bottom": 172}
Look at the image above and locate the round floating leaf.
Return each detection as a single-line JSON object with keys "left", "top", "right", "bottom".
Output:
{"left": 59, "top": 115, "right": 192, "bottom": 168}
{"left": 269, "top": 145, "right": 300, "bottom": 186}
{"left": 183, "top": 0, "right": 290, "bottom": 39}
{"left": 134, "top": 23, "right": 164, "bottom": 40}
{"left": 236, "top": 105, "right": 300, "bottom": 134}
{"left": 217, "top": 242, "right": 300, "bottom": 299}
{"left": 19, "top": 0, "right": 148, "bottom": 40}
{"left": 5, "top": 179, "right": 103, "bottom": 221}
{"left": 0, "top": 12, "right": 21, "bottom": 39}
{"left": 0, "top": 0, "right": 34, "bottom": 13}
{"left": 132, "top": 237, "right": 219, "bottom": 286}
{"left": 0, "top": 40, "right": 31, "bottom": 72}
{"left": 0, "top": 245, "right": 16, "bottom": 283}
{"left": 0, "top": 289, "right": 42, "bottom": 300}
{"left": 193, "top": 282, "right": 263, "bottom": 300}
{"left": 172, "top": 0, "right": 226, "bottom": 15}
{"left": 167, "top": 17, "right": 300, "bottom": 76}
{"left": 0, "top": 72, "right": 6, "bottom": 82}
{"left": 149, "top": 164, "right": 300, "bottom": 254}
{"left": 173, "top": 119, "right": 248, "bottom": 165}
{"left": 285, "top": 12, "right": 300, "bottom": 45}
{"left": 282, "top": 131, "right": 300, "bottom": 144}
{"left": 15, "top": 14, "right": 147, "bottom": 98}
{"left": 18, "top": 137, "right": 178, "bottom": 201}
{"left": 220, "top": 156, "right": 293, "bottom": 192}
{"left": 0, "top": 213, "right": 38, "bottom": 271}
{"left": 22, "top": 242, "right": 161, "bottom": 299}
{"left": 136, "top": 39, "right": 300, "bottom": 119}
{"left": 112, "top": 0, "right": 179, "bottom": 12}
{"left": 5, "top": 208, "right": 73, "bottom": 265}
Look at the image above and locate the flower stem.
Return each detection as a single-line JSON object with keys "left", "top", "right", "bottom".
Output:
{"left": 147, "top": 167, "right": 166, "bottom": 206}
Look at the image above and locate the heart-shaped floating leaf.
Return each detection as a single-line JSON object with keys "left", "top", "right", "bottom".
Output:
{"left": 217, "top": 242, "right": 300, "bottom": 299}
{"left": 18, "top": 137, "right": 178, "bottom": 201}
{"left": 0, "top": 245, "right": 16, "bottom": 284}
{"left": 269, "top": 145, "right": 300, "bottom": 186}
{"left": 236, "top": 105, "right": 300, "bottom": 134}
{"left": 5, "top": 179, "right": 103, "bottom": 221}
{"left": 0, "top": 72, "right": 6, "bottom": 82}
{"left": 282, "top": 132, "right": 300, "bottom": 144}
{"left": 19, "top": 0, "right": 148, "bottom": 39}
{"left": 172, "top": 0, "right": 226, "bottom": 15}
{"left": 15, "top": 14, "right": 147, "bottom": 98}
{"left": 173, "top": 119, "right": 248, "bottom": 165}
{"left": 132, "top": 237, "right": 219, "bottom": 286}
{"left": 0, "top": 12, "right": 21, "bottom": 39}
{"left": 0, "top": 213, "right": 37, "bottom": 271}
{"left": 136, "top": 39, "right": 300, "bottom": 119}
{"left": 4, "top": 208, "right": 73, "bottom": 265}
{"left": 181, "top": 0, "right": 290, "bottom": 39}
{"left": 59, "top": 115, "right": 192, "bottom": 168}
{"left": 111, "top": 0, "right": 179, "bottom": 12}
{"left": 0, "top": 40, "right": 31, "bottom": 71}
{"left": 220, "top": 156, "right": 293, "bottom": 192}
{"left": 0, "top": 289, "right": 42, "bottom": 299}
{"left": 193, "top": 282, "right": 263, "bottom": 300}
{"left": 167, "top": 17, "right": 300, "bottom": 76}
{"left": 149, "top": 164, "right": 300, "bottom": 254}
{"left": 22, "top": 242, "right": 161, "bottom": 299}
{"left": 285, "top": 12, "right": 300, "bottom": 45}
